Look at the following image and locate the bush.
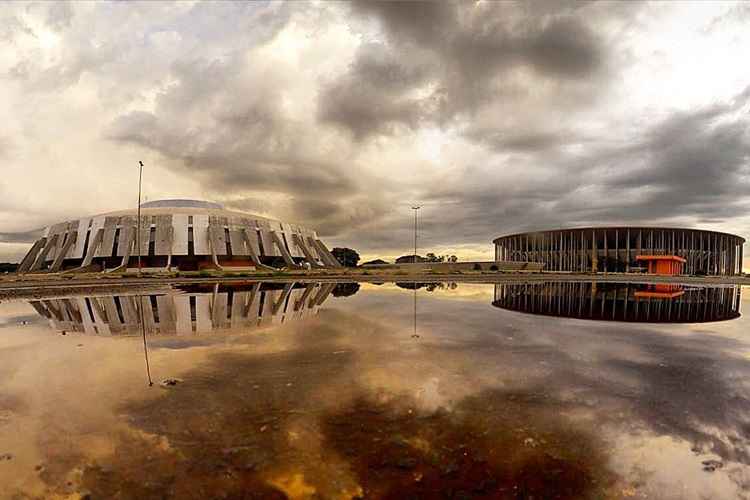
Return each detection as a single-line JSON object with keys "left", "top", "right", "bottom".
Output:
{"left": 489, "top": 264, "right": 498, "bottom": 271}
{"left": 473, "top": 263, "right": 482, "bottom": 271}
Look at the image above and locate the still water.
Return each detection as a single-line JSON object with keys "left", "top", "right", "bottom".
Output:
{"left": 0, "top": 281, "right": 748, "bottom": 499}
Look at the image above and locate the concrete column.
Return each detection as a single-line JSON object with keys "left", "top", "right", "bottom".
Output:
{"left": 31, "top": 234, "right": 60, "bottom": 272}
{"left": 80, "top": 228, "right": 104, "bottom": 268}
{"left": 739, "top": 243, "right": 744, "bottom": 274}
{"left": 591, "top": 230, "right": 597, "bottom": 272}
{"left": 241, "top": 228, "right": 266, "bottom": 269}
{"left": 626, "top": 229, "right": 630, "bottom": 272}
{"left": 292, "top": 233, "right": 323, "bottom": 268}
{"left": 615, "top": 229, "right": 619, "bottom": 272}
{"left": 50, "top": 232, "right": 77, "bottom": 272}
{"left": 310, "top": 238, "right": 342, "bottom": 268}
{"left": 269, "top": 230, "right": 300, "bottom": 269}
{"left": 638, "top": 229, "right": 643, "bottom": 255}
{"left": 18, "top": 237, "right": 47, "bottom": 273}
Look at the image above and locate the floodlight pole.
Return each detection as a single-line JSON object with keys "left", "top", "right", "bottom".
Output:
{"left": 137, "top": 161, "right": 143, "bottom": 277}
{"left": 411, "top": 206, "right": 421, "bottom": 264}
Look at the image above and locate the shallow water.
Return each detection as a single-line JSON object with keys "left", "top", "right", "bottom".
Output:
{"left": 0, "top": 281, "right": 748, "bottom": 499}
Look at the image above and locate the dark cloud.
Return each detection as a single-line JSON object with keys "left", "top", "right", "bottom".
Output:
{"left": 0, "top": 228, "right": 44, "bottom": 244}
{"left": 318, "top": 43, "right": 435, "bottom": 139}
{"left": 107, "top": 44, "right": 396, "bottom": 238}
{"left": 466, "top": 128, "right": 584, "bottom": 153}
{"left": 320, "top": 0, "right": 626, "bottom": 140}
{"left": 403, "top": 88, "right": 750, "bottom": 246}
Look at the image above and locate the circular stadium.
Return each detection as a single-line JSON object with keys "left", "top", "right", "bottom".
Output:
{"left": 494, "top": 227, "right": 745, "bottom": 275}
{"left": 17, "top": 199, "right": 341, "bottom": 273}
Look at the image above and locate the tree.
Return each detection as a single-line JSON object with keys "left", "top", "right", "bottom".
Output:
{"left": 425, "top": 253, "right": 445, "bottom": 263}
{"left": 0, "top": 262, "right": 18, "bottom": 273}
{"left": 447, "top": 255, "right": 458, "bottom": 263}
{"left": 332, "top": 282, "right": 360, "bottom": 297}
{"left": 331, "top": 247, "right": 360, "bottom": 267}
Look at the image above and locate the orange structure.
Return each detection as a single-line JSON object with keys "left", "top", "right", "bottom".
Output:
{"left": 636, "top": 255, "right": 686, "bottom": 275}
{"left": 634, "top": 284, "right": 685, "bottom": 299}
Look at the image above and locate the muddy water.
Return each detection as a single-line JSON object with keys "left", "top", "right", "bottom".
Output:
{"left": 0, "top": 281, "right": 748, "bottom": 499}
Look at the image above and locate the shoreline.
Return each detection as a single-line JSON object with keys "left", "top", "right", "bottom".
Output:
{"left": 0, "top": 270, "right": 748, "bottom": 299}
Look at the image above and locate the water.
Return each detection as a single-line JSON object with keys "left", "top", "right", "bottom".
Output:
{"left": 0, "top": 280, "right": 748, "bottom": 499}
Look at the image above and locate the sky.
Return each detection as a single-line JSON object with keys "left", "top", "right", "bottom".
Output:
{"left": 0, "top": 1, "right": 749, "bottom": 267}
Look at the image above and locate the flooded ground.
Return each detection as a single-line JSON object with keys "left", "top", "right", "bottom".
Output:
{"left": 0, "top": 280, "right": 748, "bottom": 499}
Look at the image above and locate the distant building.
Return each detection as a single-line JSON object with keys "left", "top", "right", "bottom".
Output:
{"left": 361, "top": 259, "right": 390, "bottom": 266}
{"left": 493, "top": 227, "right": 744, "bottom": 276}
{"left": 395, "top": 255, "right": 428, "bottom": 264}
{"left": 18, "top": 199, "right": 341, "bottom": 273}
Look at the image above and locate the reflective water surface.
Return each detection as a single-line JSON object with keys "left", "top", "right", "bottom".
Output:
{"left": 0, "top": 281, "right": 749, "bottom": 499}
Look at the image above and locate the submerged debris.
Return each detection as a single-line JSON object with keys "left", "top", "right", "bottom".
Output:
{"left": 702, "top": 459, "right": 724, "bottom": 472}
{"left": 160, "top": 378, "right": 183, "bottom": 388}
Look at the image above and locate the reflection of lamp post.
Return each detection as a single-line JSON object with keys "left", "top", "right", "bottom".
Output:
{"left": 136, "top": 162, "right": 152, "bottom": 386}
{"left": 411, "top": 206, "right": 421, "bottom": 264}
{"left": 412, "top": 287, "right": 419, "bottom": 339}
{"left": 139, "top": 294, "right": 153, "bottom": 387}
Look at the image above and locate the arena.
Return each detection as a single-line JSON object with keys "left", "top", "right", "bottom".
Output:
{"left": 17, "top": 199, "right": 341, "bottom": 273}
{"left": 493, "top": 227, "right": 745, "bottom": 275}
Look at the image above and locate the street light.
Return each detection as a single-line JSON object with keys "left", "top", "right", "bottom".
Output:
{"left": 411, "top": 206, "right": 421, "bottom": 264}
{"left": 137, "top": 161, "right": 144, "bottom": 277}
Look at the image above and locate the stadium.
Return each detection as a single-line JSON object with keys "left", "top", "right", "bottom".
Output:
{"left": 17, "top": 199, "right": 341, "bottom": 273}
{"left": 493, "top": 227, "right": 745, "bottom": 276}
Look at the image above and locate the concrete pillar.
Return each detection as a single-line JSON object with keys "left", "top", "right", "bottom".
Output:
{"left": 615, "top": 229, "right": 619, "bottom": 272}
{"left": 269, "top": 230, "right": 300, "bottom": 269}
{"left": 626, "top": 229, "right": 630, "bottom": 272}
{"left": 18, "top": 237, "right": 47, "bottom": 273}
{"left": 50, "top": 232, "right": 77, "bottom": 272}
{"left": 31, "top": 234, "right": 60, "bottom": 272}
{"left": 591, "top": 230, "right": 597, "bottom": 272}
{"left": 740, "top": 243, "right": 744, "bottom": 274}
{"left": 292, "top": 233, "right": 323, "bottom": 268}
{"left": 310, "top": 238, "right": 341, "bottom": 268}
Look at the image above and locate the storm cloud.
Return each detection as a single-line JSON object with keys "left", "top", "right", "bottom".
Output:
{"left": 0, "top": 1, "right": 748, "bottom": 263}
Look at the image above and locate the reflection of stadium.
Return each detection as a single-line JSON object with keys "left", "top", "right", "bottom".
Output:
{"left": 30, "top": 282, "right": 336, "bottom": 336}
{"left": 18, "top": 199, "right": 341, "bottom": 273}
{"left": 492, "top": 282, "right": 741, "bottom": 323}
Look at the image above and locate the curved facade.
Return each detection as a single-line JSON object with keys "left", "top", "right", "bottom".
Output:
{"left": 492, "top": 282, "right": 741, "bottom": 323}
{"left": 18, "top": 199, "right": 341, "bottom": 273}
{"left": 30, "top": 282, "right": 334, "bottom": 336}
{"left": 494, "top": 227, "right": 745, "bottom": 275}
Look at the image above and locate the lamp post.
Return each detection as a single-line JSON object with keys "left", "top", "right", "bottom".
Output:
{"left": 137, "top": 161, "right": 144, "bottom": 277}
{"left": 411, "top": 206, "right": 421, "bottom": 264}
